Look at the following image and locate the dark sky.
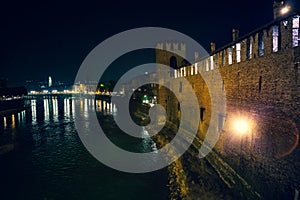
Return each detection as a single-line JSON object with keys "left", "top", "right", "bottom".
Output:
{"left": 1, "top": 0, "right": 299, "bottom": 86}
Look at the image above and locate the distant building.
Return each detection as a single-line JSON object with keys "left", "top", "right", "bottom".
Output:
{"left": 0, "top": 86, "right": 27, "bottom": 99}
{"left": 122, "top": 72, "right": 158, "bottom": 100}
{"left": 48, "top": 76, "right": 52, "bottom": 87}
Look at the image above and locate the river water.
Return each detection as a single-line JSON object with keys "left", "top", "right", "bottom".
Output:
{"left": 0, "top": 98, "right": 168, "bottom": 200}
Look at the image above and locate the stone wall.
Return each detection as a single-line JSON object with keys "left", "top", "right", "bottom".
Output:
{"left": 156, "top": 13, "right": 300, "bottom": 199}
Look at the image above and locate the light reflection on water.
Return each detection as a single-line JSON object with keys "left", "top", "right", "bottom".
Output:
{"left": 1, "top": 97, "right": 154, "bottom": 154}
{"left": 31, "top": 100, "right": 36, "bottom": 123}
{"left": 52, "top": 98, "right": 58, "bottom": 122}
{"left": 0, "top": 97, "right": 168, "bottom": 199}
{"left": 43, "top": 99, "right": 49, "bottom": 121}
{"left": 3, "top": 116, "right": 6, "bottom": 128}
{"left": 64, "top": 98, "right": 70, "bottom": 119}
{"left": 11, "top": 114, "right": 15, "bottom": 129}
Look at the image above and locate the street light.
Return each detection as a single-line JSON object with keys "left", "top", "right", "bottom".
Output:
{"left": 233, "top": 117, "right": 253, "bottom": 166}
{"left": 280, "top": 5, "right": 291, "bottom": 15}
{"left": 234, "top": 119, "right": 250, "bottom": 135}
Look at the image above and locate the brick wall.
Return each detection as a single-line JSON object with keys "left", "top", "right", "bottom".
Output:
{"left": 156, "top": 13, "right": 300, "bottom": 198}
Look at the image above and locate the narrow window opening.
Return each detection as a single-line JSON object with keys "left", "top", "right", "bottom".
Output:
{"left": 292, "top": 15, "right": 300, "bottom": 47}
{"left": 200, "top": 107, "right": 205, "bottom": 121}
{"left": 206, "top": 59, "right": 209, "bottom": 71}
{"left": 222, "top": 80, "right": 225, "bottom": 91}
{"left": 273, "top": 25, "right": 279, "bottom": 52}
{"left": 169, "top": 56, "right": 177, "bottom": 77}
{"left": 170, "top": 56, "right": 177, "bottom": 68}
{"left": 215, "top": 54, "right": 219, "bottom": 68}
{"left": 258, "top": 32, "right": 264, "bottom": 56}
{"left": 222, "top": 50, "right": 225, "bottom": 67}
{"left": 195, "top": 63, "right": 198, "bottom": 74}
{"left": 228, "top": 47, "right": 233, "bottom": 65}
{"left": 246, "top": 37, "right": 253, "bottom": 60}
{"left": 236, "top": 43, "right": 241, "bottom": 63}
{"left": 259, "top": 76, "right": 262, "bottom": 93}
{"left": 210, "top": 56, "right": 214, "bottom": 70}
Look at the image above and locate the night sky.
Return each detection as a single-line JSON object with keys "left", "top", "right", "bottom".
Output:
{"left": 1, "top": 0, "right": 299, "bottom": 86}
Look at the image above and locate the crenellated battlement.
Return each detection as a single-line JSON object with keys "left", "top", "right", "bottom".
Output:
{"left": 156, "top": 10, "right": 300, "bottom": 199}
{"left": 156, "top": 42, "right": 186, "bottom": 58}
{"left": 169, "top": 13, "right": 300, "bottom": 78}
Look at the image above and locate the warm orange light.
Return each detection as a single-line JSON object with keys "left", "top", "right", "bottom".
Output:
{"left": 280, "top": 6, "right": 290, "bottom": 15}
{"left": 234, "top": 119, "right": 250, "bottom": 135}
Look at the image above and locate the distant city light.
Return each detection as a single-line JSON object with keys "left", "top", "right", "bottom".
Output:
{"left": 142, "top": 95, "right": 150, "bottom": 104}
{"left": 48, "top": 76, "right": 52, "bottom": 87}
{"left": 43, "top": 90, "right": 49, "bottom": 94}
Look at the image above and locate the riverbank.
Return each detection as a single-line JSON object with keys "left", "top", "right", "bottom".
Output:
{"left": 152, "top": 126, "right": 189, "bottom": 200}
{"left": 132, "top": 104, "right": 188, "bottom": 199}
{"left": 133, "top": 103, "right": 262, "bottom": 199}
{"left": 147, "top": 121, "right": 240, "bottom": 200}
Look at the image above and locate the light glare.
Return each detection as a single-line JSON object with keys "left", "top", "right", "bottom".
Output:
{"left": 280, "top": 6, "right": 290, "bottom": 15}
{"left": 234, "top": 119, "right": 249, "bottom": 135}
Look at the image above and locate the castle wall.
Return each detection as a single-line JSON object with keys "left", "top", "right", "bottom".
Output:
{"left": 156, "top": 13, "right": 300, "bottom": 197}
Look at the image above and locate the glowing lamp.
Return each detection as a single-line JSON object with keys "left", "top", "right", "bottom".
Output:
{"left": 234, "top": 119, "right": 250, "bottom": 135}
{"left": 280, "top": 6, "right": 290, "bottom": 15}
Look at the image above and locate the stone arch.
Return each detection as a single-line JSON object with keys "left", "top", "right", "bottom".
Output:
{"left": 170, "top": 56, "right": 177, "bottom": 69}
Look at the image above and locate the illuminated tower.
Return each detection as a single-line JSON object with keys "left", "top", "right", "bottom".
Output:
{"left": 48, "top": 76, "right": 52, "bottom": 87}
